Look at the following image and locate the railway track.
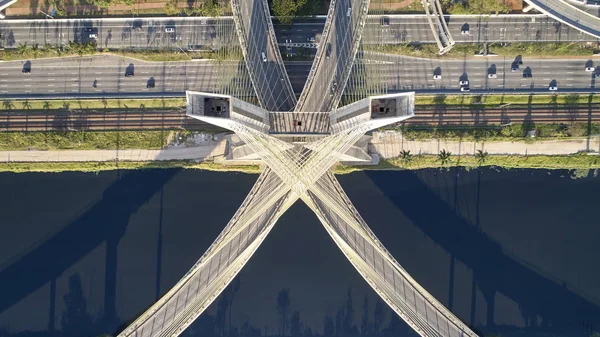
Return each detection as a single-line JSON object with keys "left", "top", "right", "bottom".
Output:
{"left": 0, "top": 106, "right": 599, "bottom": 132}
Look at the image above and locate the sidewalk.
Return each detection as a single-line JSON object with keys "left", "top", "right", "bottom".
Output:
{"left": 369, "top": 131, "right": 600, "bottom": 158}
{"left": 0, "top": 141, "right": 227, "bottom": 162}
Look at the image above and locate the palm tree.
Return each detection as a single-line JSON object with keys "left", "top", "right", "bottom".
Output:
{"left": 475, "top": 149, "right": 489, "bottom": 165}
{"left": 31, "top": 43, "right": 40, "bottom": 59}
{"left": 438, "top": 149, "right": 452, "bottom": 165}
{"left": 22, "top": 100, "right": 32, "bottom": 110}
{"left": 17, "top": 42, "right": 29, "bottom": 56}
{"left": 3, "top": 100, "right": 14, "bottom": 111}
{"left": 400, "top": 149, "right": 413, "bottom": 165}
{"left": 43, "top": 101, "right": 51, "bottom": 111}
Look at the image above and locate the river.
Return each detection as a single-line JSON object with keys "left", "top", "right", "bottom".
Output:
{"left": 0, "top": 168, "right": 598, "bottom": 337}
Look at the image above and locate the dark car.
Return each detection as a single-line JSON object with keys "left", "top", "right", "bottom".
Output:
{"left": 381, "top": 16, "right": 390, "bottom": 27}
{"left": 326, "top": 43, "right": 332, "bottom": 59}
{"left": 22, "top": 61, "right": 31, "bottom": 74}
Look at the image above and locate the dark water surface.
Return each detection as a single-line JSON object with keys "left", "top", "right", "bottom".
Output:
{"left": 0, "top": 168, "right": 599, "bottom": 337}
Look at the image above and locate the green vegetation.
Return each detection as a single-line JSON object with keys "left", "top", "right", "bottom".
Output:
{"left": 270, "top": 0, "right": 328, "bottom": 24}
{"left": 0, "top": 41, "right": 97, "bottom": 60}
{"left": 164, "top": 0, "right": 224, "bottom": 17}
{"left": 0, "top": 160, "right": 262, "bottom": 174}
{"left": 399, "top": 123, "right": 600, "bottom": 141}
{"left": 3, "top": 153, "right": 600, "bottom": 174}
{"left": 440, "top": 0, "right": 510, "bottom": 14}
{"left": 368, "top": 42, "right": 597, "bottom": 59}
{"left": 0, "top": 98, "right": 185, "bottom": 111}
{"left": 414, "top": 94, "right": 600, "bottom": 106}
{"left": 0, "top": 131, "right": 172, "bottom": 151}
{"left": 335, "top": 152, "right": 600, "bottom": 174}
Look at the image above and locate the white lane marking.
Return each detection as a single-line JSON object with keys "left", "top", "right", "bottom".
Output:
{"left": 48, "top": 84, "right": 55, "bottom": 87}
{"left": 24, "top": 84, "right": 31, "bottom": 87}
{"left": 48, "top": 90, "right": 55, "bottom": 92}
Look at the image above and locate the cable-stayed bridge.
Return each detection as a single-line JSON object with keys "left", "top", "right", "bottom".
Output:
{"left": 113, "top": 1, "right": 478, "bottom": 337}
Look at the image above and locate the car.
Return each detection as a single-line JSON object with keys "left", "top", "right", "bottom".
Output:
{"left": 326, "top": 43, "right": 332, "bottom": 59}
{"left": 460, "top": 86, "right": 470, "bottom": 92}
{"left": 347, "top": 7, "right": 352, "bottom": 17}
{"left": 461, "top": 29, "right": 470, "bottom": 35}
{"left": 523, "top": 72, "right": 532, "bottom": 78}
{"left": 165, "top": 27, "right": 175, "bottom": 33}
{"left": 459, "top": 80, "right": 469, "bottom": 86}
{"left": 89, "top": 33, "right": 97, "bottom": 39}
{"left": 261, "top": 52, "right": 267, "bottom": 63}
{"left": 125, "top": 71, "right": 134, "bottom": 77}
{"left": 549, "top": 86, "right": 558, "bottom": 91}
{"left": 488, "top": 73, "right": 497, "bottom": 79}
{"left": 585, "top": 66, "right": 595, "bottom": 72}
{"left": 381, "top": 16, "right": 390, "bottom": 27}
{"left": 433, "top": 74, "right": 442, "bottom": 80}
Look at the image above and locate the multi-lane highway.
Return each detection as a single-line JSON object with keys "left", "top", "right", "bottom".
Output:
{"left": 0, "top": 54, "right": 597, "bottom": 97}
{"left": 0, "top": 17, "right": 228, "bottom": 50}
{"left": 233, "top": 0, "right": 296, "bottom": 111}
{"left": 370, "top": 53, "right": 600, "bottom": 93}
{"left": 0, "top": 55, "right": 223, "bottom": 96}
{"left": 525, "top": 0, "right": 600, "bottom": 38}
{"left": 1, "top": 14, "right": 595, "bottom": 53}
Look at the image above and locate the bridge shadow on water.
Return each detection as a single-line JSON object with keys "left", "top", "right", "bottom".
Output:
{"left": 0, "top": 168, "right": 182, "bottom": 337}
{"left": 363, "top": 168, "right": 600, "bottom": 337}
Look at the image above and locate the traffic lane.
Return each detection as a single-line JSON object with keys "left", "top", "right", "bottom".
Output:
{"left": 0, "top": 19, "right": 228, "bottom": 49}
{"left": 0, "top": 57, "right": 222, "bottom": 95}
{"left": 527, "top": 0, "right": 600, "bottom": 38}
{"left": 371, "top": 56, "right": 597, "bottom": 91}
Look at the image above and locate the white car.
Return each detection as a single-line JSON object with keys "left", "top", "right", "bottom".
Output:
{"left": 460, "top": 87, "right": 470, "bottom": 92}
{"left": 88, "top": 33, "right": 97, "bottom": 39}
{"left": 433, "top": 74, "right": 442, "bottom": 80}
{"left": 261, "top": 52, "right": 267, "bottom": 63}
{"left": 347, "top": 7, "right": 352, "bottom": 17}
{"left": 459, "top": 80, "right": 469, "bottom": 86}
{"left": 165, "top": 27, "right": 175, "bottom": 33}
{"left": 488, "top": 73, "right": 497, "bottom": 79}
{"left": 585, "top": 66, "right": 595, "bottom": 72}
{"left": 549, "top": 86, "right": 558, "bottom": 91}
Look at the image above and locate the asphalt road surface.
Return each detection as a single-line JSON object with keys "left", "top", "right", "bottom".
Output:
{"left": 369, "top": 53, "right": 600, "bottom": 93}
{"left": 0, "top": 54, "right": 598, "bottom": 97}
{"left": 1, "top": 14, "right": 593, "bottom": 53}
{"left": 234, "top": 0, "right": 296, "bottom": 111}
{"left": 525, "top": 0, "right": 600, "bottom": 38}
{"left": 0, "top": 17, "right": 228, "bottom": 50}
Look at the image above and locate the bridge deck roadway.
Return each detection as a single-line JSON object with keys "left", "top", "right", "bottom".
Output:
{"left": 232, "top": 0, "right": 296, "bottom": 112}
{"left": 525, "top": 0, "right": 600, "bottom": 38}
{"left": 295, "top": 0, "right": 368, "bottom": 112}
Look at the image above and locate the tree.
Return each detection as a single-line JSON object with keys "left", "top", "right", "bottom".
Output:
{"left": 277, "top": 288, "right": 291, "bottom": 336}
{"left": 17, "top": 42, "right": 29, "bottom": 56}
{"left": 399, "top": 150, "right": 413, "bottom": 166}
{"left": 272, "top": 0, "right": 306, "bottom": 25}
{"left": 323, "top": 316, "right": 334, "bottom": 337}
{"left": 290, "top": 311, "right": 302, "bottom": 337}
{"left": 475, "top": 149, "right": 489, "bottom": 165}
{"left": 43, "top": 101, "right": 51, "bottom": 111}
{"left": 438, "top": 149, "right": 452, "bottom": 165}
{"left": 164, "top": 0, "right": 181, "bottom": 16}
{"left": 361, "top": 295, "right": 369, "bottom": 336}
{"left": 3, "top": 100, "right": 14, "bottom": 111}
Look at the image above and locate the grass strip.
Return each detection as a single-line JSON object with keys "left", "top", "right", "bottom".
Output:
{"left": 0, "top": 131, "right": 173, "bottom": 150}
{"left": 368, "top": 42, "right": 598, "bottom": 59}
{"left": 1, "top": 153, "right": 599, "bottom": 174}
{"left": 414, "top": 94, "right": 600, "bottom": 106}
{"left": 399, "top": 123, "right": 600, "bottom": 141}
{"left": 0, "top": 98, "right": 185, "bottom": 110}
